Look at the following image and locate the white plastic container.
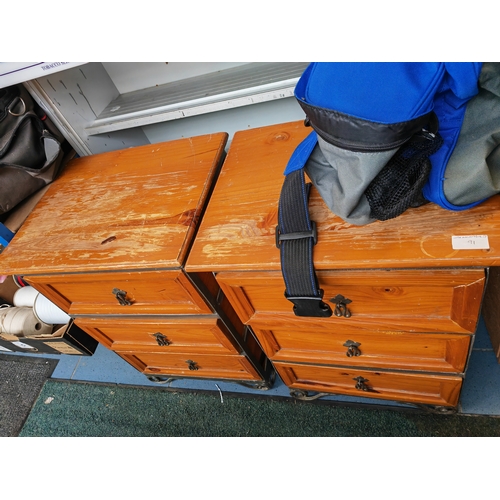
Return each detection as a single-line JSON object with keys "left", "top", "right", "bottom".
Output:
{"left": 33, "top": 294, "right": 71, "bottom": 325}
{"left": 13, "top": 286, "right": 40, "bottom": 308}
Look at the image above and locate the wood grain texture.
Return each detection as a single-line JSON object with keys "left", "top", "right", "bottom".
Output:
{"left": 275, "top": 363, "right": 463, "bottom": 406}
{"left": 121, "top": 352, "right": 261, "bottom": 380}
{"left": 186, "top": 121, "right": 500, "bottom": 272}
{"left": 74, "top": 316, "right": 240, "bottom": 354}
{"left": 25, "top": 270, "right": 213, "bottom": 316}
{"left": 0, "top": 133, "right": 228, "bottom": 275}
{"left": 0, "top": 132, "right": 273, "bottom": 387}
{"left": 249, "top": 317, "right": 471, "bottom": 372}
{"left": 217, "top": 269, "right": 485, "bottom": 333}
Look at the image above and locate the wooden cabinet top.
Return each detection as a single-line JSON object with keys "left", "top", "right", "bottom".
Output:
{"left": 186, "top": 121, "right": 500, "bottom": 272}
{"left": 0, "top": 133, "right": 228, "bottom": 275}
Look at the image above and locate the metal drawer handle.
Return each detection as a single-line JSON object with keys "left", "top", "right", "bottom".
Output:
{"left": 343, "top": 340, "right": 361, "bottom": 357}
{"left": 112, "top": 288, "right": 133, "bottom": 306}
{"left": 353, "top": 376, "right": 379, "bottom": 393}
{"left": 353, "top": 376, "right": 370, "bottom": 391}
{"left": 153, "top": 332, "right": 171, "bottom": 346}
{"left": 330, "top": 294, "right": 352, "bottom": 318}
{"left": 186, "top": 360, "right": 199, "bottom": 371}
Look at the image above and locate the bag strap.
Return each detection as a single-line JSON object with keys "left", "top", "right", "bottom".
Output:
{"left": 276, "top": 167, "right": 333, "bottom": 317}
{"left": 277, "top": 117, "right": 442, "bottom": 318}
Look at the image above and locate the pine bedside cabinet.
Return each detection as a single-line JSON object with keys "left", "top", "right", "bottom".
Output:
{"left": 0, "top": 134, "right": 274, "bottom": 389}
{"left": 186, "top": 121, "right": 500, "bottom": 412}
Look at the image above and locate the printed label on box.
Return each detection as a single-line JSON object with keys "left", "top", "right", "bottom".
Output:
{"left": 42, "top": 341, "right": 82, "bottom": 355}
{"left": 452, "top": 235, "right": 490, "bottom": 250}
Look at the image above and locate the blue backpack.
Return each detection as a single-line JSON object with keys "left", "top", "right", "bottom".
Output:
{"left": 277, "top": 62, "right": 500, "bottom": 317}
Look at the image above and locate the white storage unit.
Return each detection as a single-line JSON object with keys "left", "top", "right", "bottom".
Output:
{"left": 22, "top": 62, "right": 309, "bottom": 156}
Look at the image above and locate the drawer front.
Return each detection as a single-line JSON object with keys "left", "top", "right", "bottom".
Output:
{"left": 250, "top": 318, "right": 471, "bottom": 373}
{"left": 26, "top": 270, "right": 212, "bottom": 316}
{"left": 274, "top": 362, "right": 462, "bottom": 407}
{"left": 75, "top": 316, "right": 240, "bottom": 354}
{"left": 218, "top": 269, "right": 485, "bottom": 333}
{"left": 120, "top": 352, "right": 262, "bottom": 381}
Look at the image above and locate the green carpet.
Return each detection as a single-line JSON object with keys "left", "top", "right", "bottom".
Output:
{"left": 19, "top": 379, "right": 500, "bottom": 437}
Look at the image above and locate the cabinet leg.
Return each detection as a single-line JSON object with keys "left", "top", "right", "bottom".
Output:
{"left": 237, "top": 369, "right": 276, "bottom": 390}
{"left": 147, "top": 376, "right": 176, "bottom": 384}
{"left": 413, "top": 404, "right": 458, "bottom": 415}
{"left": 289, "top": 389, "right": 330, "bottom": 401}
{"left": 238, "top": 380, "right": 272, "bottom": 391}
{"left": 146, "top": 374, "right": 275, "bottom": 390}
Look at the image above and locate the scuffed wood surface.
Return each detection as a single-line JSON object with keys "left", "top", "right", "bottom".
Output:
{"left": 0, "top": 133, "right": 228, "bottom": 275}
{"left": 187, "top": 121, "right": 500, "bottom": 272}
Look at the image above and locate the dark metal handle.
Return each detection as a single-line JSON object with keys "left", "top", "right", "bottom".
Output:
{"left": 153, "top": 332, "right": 171, "bottom": 346}
{"left": 343, "top": 340, "right": 361, "bottom": 357}
{"left": 112, "top": 288, "right": 133, "bottom": 306}
{"left": 353, "top": 376, "right": 369, "bottom": 391}
{"left": 330, "top": 294, "right": 352, "bottom": 318}
{"left": 186, "top": 360, "right": 199, "bottom": 371}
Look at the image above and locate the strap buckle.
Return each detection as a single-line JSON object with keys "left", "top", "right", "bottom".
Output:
{"left": 275, "top": 221, "right": 317, "bottom": 248}
{"left": 285, "top": 291, "right": 333, "bottom": 318}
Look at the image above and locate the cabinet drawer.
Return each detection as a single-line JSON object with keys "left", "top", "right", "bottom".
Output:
{"left": 120, "top": 352, "right": 262, "bottom": 381}
{"left": 218, "top": 268, "right": 485, "bottom": 333}
{"left": 75, "top": 316, "right": 239, "bottom": 354}
{"left": 26, "top": 270, "right": 212, "bottom": 316}
{"left": 250, "top": 317, "right": 471, "bottom": 373}
{"left": 274, "top": 362, "right": 462, "bottom": 407}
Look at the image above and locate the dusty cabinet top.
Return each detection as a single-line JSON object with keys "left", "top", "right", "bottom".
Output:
{"left": 187, "top": 121, "right": 500, "bottom": 272}
{"left": 0, "top": 133, "right": 228, "bottom": 275}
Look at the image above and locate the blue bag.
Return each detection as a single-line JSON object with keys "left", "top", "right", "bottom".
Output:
{"left": 276, "top": 62, "right": 499, "bottom": 317}
{"left": 285, "top": 62, "right": 484, "bottom": 224}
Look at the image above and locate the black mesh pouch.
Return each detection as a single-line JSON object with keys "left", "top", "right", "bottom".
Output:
{"left": 365, "top": 127, "right": 444, "bottom": 221}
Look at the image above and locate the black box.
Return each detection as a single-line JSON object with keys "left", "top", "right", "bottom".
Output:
{"left": 0, "top": 319, "right": 98, "bottom": 356}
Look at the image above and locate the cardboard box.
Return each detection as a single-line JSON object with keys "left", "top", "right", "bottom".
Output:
{"left": 0, "top": 275, "right": 19, "bottom": 304}
{"left": 0, "top": 319, "right": 98, "bottom": 356}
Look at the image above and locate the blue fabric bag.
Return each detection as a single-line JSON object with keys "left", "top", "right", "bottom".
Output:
{"left": 284, "top": 62, "right": 484, "bottom": 224}
{"left": 276, "top": 62, "right": 496, "bottom": 317}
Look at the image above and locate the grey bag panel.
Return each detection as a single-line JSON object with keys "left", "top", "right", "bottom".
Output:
{"left": 305, "top": 135, "right": 399, "bottom": 225}
{"left": 443, "top": 62, "right": 500, "bottom": 206}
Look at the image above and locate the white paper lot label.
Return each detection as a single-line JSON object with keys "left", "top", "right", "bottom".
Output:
{"left": 452, "top": 235, "right": 490, "bottom": 250}
{"left": 12, "top": 340, "right": 36, "bottom": 350}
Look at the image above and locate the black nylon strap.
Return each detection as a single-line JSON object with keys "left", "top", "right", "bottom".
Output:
{"left": 277, "top": 168, "right": 332, "bottom": 317}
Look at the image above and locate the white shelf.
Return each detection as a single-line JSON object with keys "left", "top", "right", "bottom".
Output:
{"left": 0, "top": 62, "right": 86, "bottom": 89}
{"left": 85, "top": 62, "right": 308, "bottom": 135}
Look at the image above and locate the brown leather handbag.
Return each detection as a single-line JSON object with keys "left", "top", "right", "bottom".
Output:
{"left": 0, "top": 84, "right": 64, "bottom": 215}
